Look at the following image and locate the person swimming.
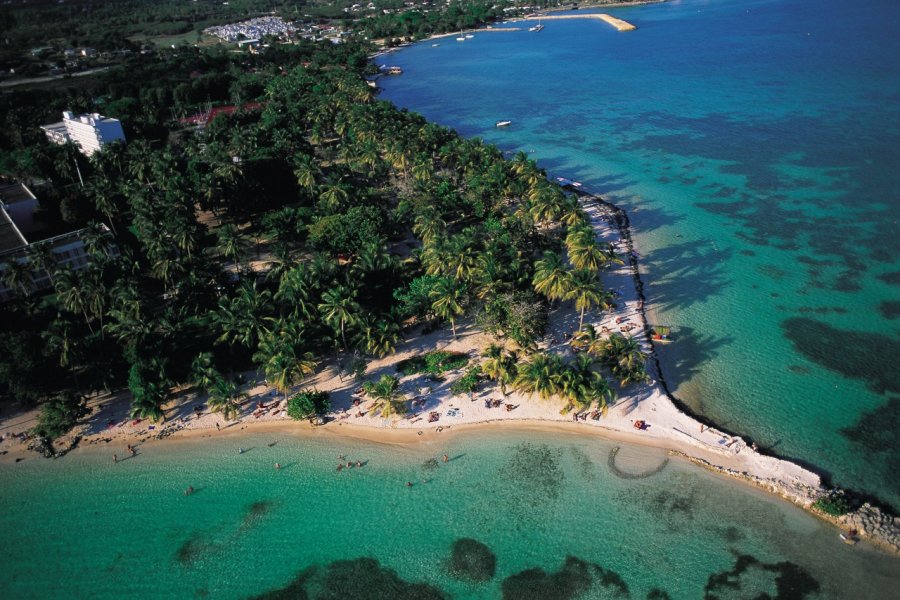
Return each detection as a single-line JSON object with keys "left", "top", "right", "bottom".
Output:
{"left": 185, "top": 486, "right": 194, "bottom": 495}
{"left": 239, "top": 447, "right": 244, "bottom": 454}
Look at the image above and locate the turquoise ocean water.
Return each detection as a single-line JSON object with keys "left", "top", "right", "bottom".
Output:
{"left": 377, "top": 0, "right": 900, "bottom": 508}
{"left": 1, "top": 430, "right": 898, "bottom": 598}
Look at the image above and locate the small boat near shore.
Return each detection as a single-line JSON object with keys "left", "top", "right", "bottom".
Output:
{"left": 456, "top": 31, "right": 465, "bottom": 41}
{"left": 465, "top": 34, "right": 474, "bottom": 39}
{"left": 495, "top": 120, "right": 512, "bottom": 128}
{"left": 556, "top": 176, "right": 583, "bottom": 188}
{"left": 650, "top": 326, "right": 674, "bottom": 343}
{"left": 529, "top": 22, "right": 545, "bottom": 32}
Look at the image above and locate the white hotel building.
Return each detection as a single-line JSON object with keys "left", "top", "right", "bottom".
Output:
{"left": 41, "top": 111, "right": 126, "bottom": 156}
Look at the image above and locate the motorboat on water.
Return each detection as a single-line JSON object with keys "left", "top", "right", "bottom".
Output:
{"left": 529, "top": 23, "right": 545, "bottom": 32}
{"left": 495, "top": 120, "right": 512, "bottom": 128}
{"left": 465, "top": 34, "right": 474, "bottom": 39}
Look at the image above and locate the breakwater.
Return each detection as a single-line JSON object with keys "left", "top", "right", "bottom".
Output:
{"left": 534, "top": 14, "right": 638, "bottom": 31}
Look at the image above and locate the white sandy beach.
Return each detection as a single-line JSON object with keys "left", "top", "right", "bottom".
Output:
{"left": 2, "top": 194, "right": 898, "bottom": 554}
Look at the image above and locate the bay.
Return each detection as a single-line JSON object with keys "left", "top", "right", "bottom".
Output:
{"left": 377, "top": 0, "right": 900, "bottom": 508}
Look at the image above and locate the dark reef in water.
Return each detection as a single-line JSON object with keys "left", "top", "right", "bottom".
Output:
{"left": 500, "top": 443, "right": 564, "bottom": 505}
{"left": 781, "top": 317, "right": 899, "bottom": 394}
{"left": 447, "top": 538, "right": 496, "bottom": 582}
{"left": 500, "top": 555, "right": 630, "bottom": 600}
{"left": 251, "top": 557, "right": 448, "bottom": 600}
{"left": 241, "top": 500, "right": 275, "bottom": 531}
{"left": 704, "top": 552, "right": 820, "bottom": 600}
{"left": 840, "top": 397, "right": 900, "bottom": 502}
{"left": 878, "top": 300, "right": 900, "bottom": 320}
{"left": 175, "top": 534, "right": 213, "bottom": 566}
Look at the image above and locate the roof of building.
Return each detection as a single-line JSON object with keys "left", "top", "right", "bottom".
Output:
{"left": 0, "top": 209, "right": 27, "bottom": 253}
{"left": 0, "top": 182, "right": 37, "bottom": 206}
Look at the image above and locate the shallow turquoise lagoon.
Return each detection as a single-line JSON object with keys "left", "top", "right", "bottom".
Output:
{"left": 1, "top": 430, "right": 897, "bottom": 598}
{"left": 377, "top": 0, "right": 900, "bottom": 507}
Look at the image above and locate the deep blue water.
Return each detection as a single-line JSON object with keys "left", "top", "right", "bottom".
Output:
{"left": 377, "top": 0, "right": 900, "bottom": 507}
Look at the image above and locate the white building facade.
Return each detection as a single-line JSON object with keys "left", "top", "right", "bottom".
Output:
{"left": 41, "top": 112, "right": 126, "bottom": 156}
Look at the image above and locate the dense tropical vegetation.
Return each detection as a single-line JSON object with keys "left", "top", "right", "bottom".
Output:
{"left": 0, "top": 16, "right": 648, "bottom": 448}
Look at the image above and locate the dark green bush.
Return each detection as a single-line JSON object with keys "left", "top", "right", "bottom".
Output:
{"left": 287, "top": 389, "right": 330, "bottom": 420}
{"left": 397, "top": 351, "right": 469, "bottom": 377}
{"left": 812, "top": 495, "right": 851, "bottom": 516}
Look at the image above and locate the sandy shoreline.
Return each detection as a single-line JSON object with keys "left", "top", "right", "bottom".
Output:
{"left": 3, "top": 190, "right": 897, "bottom": 554}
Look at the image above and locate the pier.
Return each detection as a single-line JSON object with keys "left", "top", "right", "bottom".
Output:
{"left": 531, "top": 14, "right": 637, "bottom": 32}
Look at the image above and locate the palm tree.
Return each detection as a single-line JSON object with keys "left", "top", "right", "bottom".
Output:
{"left": 216, "top": 224, "right": 247, "bottom": 267}
{"left": 253, "top": 337, "right": 316, "bottom": 401}
{"left": 191, "top": 352, "right": 220, "bottom": 391}
{"left": 363, "top": 374, "right": 407, "bottom": 419}
{"left": 207, "top": 377, "right": 248, "bottom": 421}
{"left": 2, "top": 258, "right": 33, "bottom": 298}
{"left": 318, "top": 285, "right": 361, "bottom": 351}
{"left": 213, "top": 282, "right": 273, "bottom": 350}
{"left": 560, "top": 354, "right": 614, "bottom": 413}
{"left": 359, "top": 317, "right": 401, "bottom": 358}
{"left": 129, "top": 384, "right": 168, "bottom": 423}
{"left": 26, "top": 243, "right": 56, "bottom": 289}
{"left": 570, "top": 324, "right": 604, "bottom": 356}
{"left": 54, "top": 268, "right": 93, "bottom": 333}
{"left": 513, "top": 352, "right": 564, "bottom": 400}
{"left": 532, "top": 252, "right": 572, "bottom": 303}
{"left": 430, "top": 277, "right": 465, "bottom": 339}
{"left": 481, "top": 344, "right": 518, "bottom": 395}
{"left": 599, "top": 333, "right": 649, "bottom": 386}
{"left": 413, "top": 209, "right": 446, "bottom": 245}
{"left": 565, "top": 270, "right": 612, "bottom": 330}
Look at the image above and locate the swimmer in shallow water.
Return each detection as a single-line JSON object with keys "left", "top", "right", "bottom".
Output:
{"left": 185, "top": 486, "right": 194, "bottom": 496}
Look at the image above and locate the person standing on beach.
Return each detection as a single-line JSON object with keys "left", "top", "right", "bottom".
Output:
{"left": 216, "top": 422, "right": 220, "bottom": 432}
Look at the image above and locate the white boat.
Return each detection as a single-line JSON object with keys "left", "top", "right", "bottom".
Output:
{"left": 432, "top": 43, "right": 440, "bottom": 47}
{"left": 556, "top": 176, "right": 583, "bottom": 188}
{"left": 456, "top": 31, "right": 465, "bottom": 41}
{"left": 529, "top": 23, "right": 545, "bottom": 32}
{"left": 495, "top": 120, "right": 512, "bottom": 128}
{"left": 465, "top": 34, "right": 474, "bottom": 39}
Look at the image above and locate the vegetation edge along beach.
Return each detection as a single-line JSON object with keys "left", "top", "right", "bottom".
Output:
{"left": 0, "top": 0, "right": 897, "bottom": 560}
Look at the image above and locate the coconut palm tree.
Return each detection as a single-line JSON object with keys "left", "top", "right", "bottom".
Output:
{"left": 207, "top": 377, "right": 248, "bottom": 421}
{"left": 599, "top": 333, "right": 649, "bottom": 386}
{"left": 2, "top": 259, "right": 33, "bottom": 298}
{"left": 216, "top": 223, "right": 247, "bottom": 267}
{"left": 318, "top": 284, "right": 361, "bottom": 351}
{"left": 213, "top": 282, "right": 273, "bottom": 350}
{"left": 26, "top": 243, "right": 56, "bottom": 289}
{"left": 532, "top": 252, "right": 572, "bottom": 303}
{"left": 253, "top": 336, "right": 316, "bottom": 402}
{"left": 513, "top": 352, "right": 564, "bottom": 400}
{"left": 191, "top": 352, "right": 220, "bottom": 392}
{"left": 54, "top": 268, "right": 93, "bottom": 333}
{"left": 413, "top": 209, "right": 446, "bottom": 245}
{"left": 359, "top": 317, "right": 401, "bottom": 358}
{"left": 565, "top": 270, "right": 612, "bottom": 329}
{"left": 560, "top": 354, "right": 614, "bottom": 414}
{"left": 565, "top": 226, "right": 603, "bottom": 272}
{"left": 481, "top": 344, "right": 518, "bottom": 395}
{"left": 363, "top": 374, "right": 407, "bottom": 419}
{"left": 129, "top": 385, "right": 167, "bottom": 423}
{"left": 430, "top": 277, "right": 466, "bottom": 339}
{"left": 570, "top": 324, "right": 605, "bottom": 356}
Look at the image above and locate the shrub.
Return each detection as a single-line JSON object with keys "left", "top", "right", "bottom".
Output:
{"left": 287, "top": 389, "right": 330, "bottom": 420}
{"left": 397, "top": 351, "right": 469, "bottom": 377}
{"left": 451, "top": 366, "right": 482, "bottom": 396}
{"left": 812, "top": 495, "right": 852, "bottom": 516}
